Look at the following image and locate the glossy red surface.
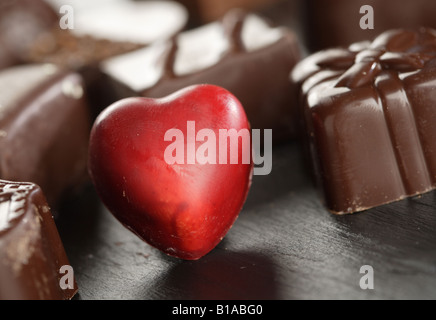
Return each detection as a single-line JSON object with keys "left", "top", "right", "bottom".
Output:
{"left": 88, "top": 85, "right": 253, "bottom": 260}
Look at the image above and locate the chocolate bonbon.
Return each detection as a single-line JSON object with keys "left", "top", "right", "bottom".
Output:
{"left": 304, "top": 0, "right": 436, "bottom": 52}
{"left": 0, "top": 180, "right": 77, "bottom": 300}
{"left": 292, "top": 28, "right": 436, "bottom": 214}
{"left": 102, "top": 10, "right": 302, "bottom": 142}
{"left": 0, "top": 64, "right": 91, "bottom": 207}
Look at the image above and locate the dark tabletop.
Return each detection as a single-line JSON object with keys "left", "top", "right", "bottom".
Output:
{"left": 56, "top": 142, "right": 436, "bottom": 300}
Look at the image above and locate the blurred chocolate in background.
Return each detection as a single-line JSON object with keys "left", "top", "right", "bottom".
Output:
{"left": 304, "top": 0, "right": 436, "bottom": 51}
{"left": 176, "top": 0, "right": 283, "bottom": 26}
{"left": 0, "top": 0, "right": 58, "bottom": 69}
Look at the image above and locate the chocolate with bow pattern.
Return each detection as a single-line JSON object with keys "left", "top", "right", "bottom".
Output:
{"left": 292, "top": 28, "right": 436, "bottom": 214}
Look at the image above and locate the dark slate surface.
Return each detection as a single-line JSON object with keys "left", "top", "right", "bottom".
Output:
{"left": 56, "top": 143, "right": 436, "bottom": 300}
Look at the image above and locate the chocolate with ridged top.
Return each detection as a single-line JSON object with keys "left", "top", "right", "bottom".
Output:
{"left": 0, "top": 180, "right": 77, "bottom": 300}
{"left": 0, "top": 64, "right": 91, "bottom": 208}
{"left": 292, "top": 28, "right": 436, "bottom": 214}
{"left": 102, "top": 10, "right": 302, "bottom": 142}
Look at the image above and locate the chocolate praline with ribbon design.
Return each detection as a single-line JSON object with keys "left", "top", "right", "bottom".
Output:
{"left": 292, "top": 28, "right": 436, "bottom": 214}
